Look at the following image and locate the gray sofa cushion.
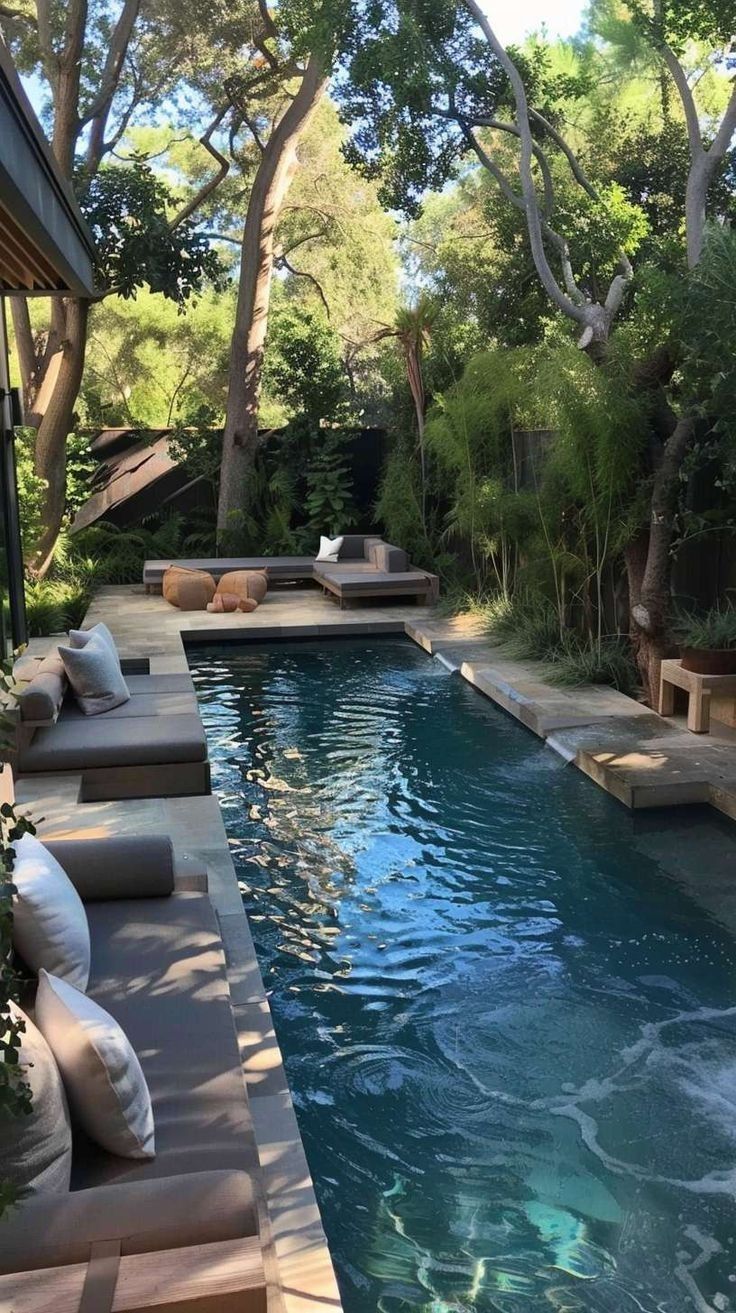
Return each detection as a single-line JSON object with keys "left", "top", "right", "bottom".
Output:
{"left": 369, "top": 541, "right": 409, "bottom": 572}
{"left": 316, "top": 567, "right": 431, "bottom": 594}
{"left": 125, "top": 673, "right": 195, "bottom": 695}
{"left": 336, "top": 534, "right": 370, "bottom": 560}
{"left": 59, "top": 690, "right": 198, "bottom": 721}
{"left": 45, "top": 837, "right": 177, "bottom": 902}
{"left": 0, "top": 1168, "right": 257, "bottom": 1273}
{"left": 73, "top": 893, "right": 257, "bottom": 1188}
{"left": 19, "top": 713, "right": 207, "bottom": 773}
{"left": 0, "top": 1005, "right": 72, "bottom": 1197}
{"left": 59, "top": 634, "right": 130, "bottom": 716}
{"left": 144, "top": 556, "right": 313, "bottom": 585}
{"left": 16, "top": 651, "right": 68, "bottom": 724}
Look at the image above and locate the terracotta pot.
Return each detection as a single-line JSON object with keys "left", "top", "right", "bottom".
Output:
{"left": 680, "top": 647, "right": 736, "bottom": 676}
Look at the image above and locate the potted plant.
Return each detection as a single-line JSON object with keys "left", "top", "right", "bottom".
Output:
{"left": 672, "top": 603, "right": 736, "bottom": 675}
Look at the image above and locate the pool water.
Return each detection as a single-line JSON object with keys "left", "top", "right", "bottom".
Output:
{"left": 189, "top": 638, "right": 736, "bottom": 1313}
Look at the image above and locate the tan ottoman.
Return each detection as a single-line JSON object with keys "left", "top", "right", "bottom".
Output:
{"left": 215, "top": 570, "right": 268, "bottom": 608}
{"left": 162, "top": 566, "right": 216, "bottom": 611}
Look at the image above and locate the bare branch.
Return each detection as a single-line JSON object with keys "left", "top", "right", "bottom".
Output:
{"left": 528, "top": 109, "right": 600, "bottom": 201}
{"left": 79, "top": 0, "right": 140, "bottom": 129}
{"left": 280, "top": 228, "right": 328, "bottom": 257}
{"left": 460, "top": 0, "right": 590, "bottom": 327}
{"left": 169, "top": 106, "right": 231, "bottom": 230}
{"left": 660, "top": 43, "right": 703, "bottom": 158}
{"left": 277, "top": 256, "right": 331, "bottom": 317}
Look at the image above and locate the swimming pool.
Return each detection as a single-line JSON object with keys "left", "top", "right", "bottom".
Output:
{"left": 189, "top": 637, "right": 736, "bottom": 1313}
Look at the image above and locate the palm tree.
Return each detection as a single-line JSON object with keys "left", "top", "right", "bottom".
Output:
{"left": 377, "top": 294, "right": 436, "bottom": 529}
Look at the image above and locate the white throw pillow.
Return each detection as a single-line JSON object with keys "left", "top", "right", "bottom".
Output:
{"left": 68, "top": 622, "right": 120, "bottom": 665}
{"left": 315, "top": 534, "right": 344, "bottom": 563}
{"left": 58, "top": 632, "right": 130, "bottom": 716}
{"left": 35, "top": 970, "right": 155, "bottom": 1160}
{"left": 0, "top": 1004, "right": 72, "bottom": 1195}
{"left": 12, "top": 833, "right": 90, "bottom": 991}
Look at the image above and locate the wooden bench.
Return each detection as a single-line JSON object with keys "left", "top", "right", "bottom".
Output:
{"left": 658, "top": 658, "right": 736, "bottom": 733}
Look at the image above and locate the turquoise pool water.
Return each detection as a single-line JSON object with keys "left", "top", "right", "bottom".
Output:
{"left": 189, "top": 638, "right": 736, "bottom": 1313}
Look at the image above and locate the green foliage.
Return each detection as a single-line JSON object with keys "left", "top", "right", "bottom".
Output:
{"left": 0, "top": 648, "right": 37, "bottom": 1216}
{"left": 79, "top": 158, "right": 227, "bottom": 305}
{"left": 375, "top": 439, "right": 430, "bottom": 566}
{"left": 304, "top": 429, "right": 355, "bottom": 534}
{"left": 24, "top": 580, "right": 92, "bottom": 637}
{"left": 71, "top": 516, "right": 188, "bottom": 586}
{"left": 546, "top": 637, "right": 639, "bottom": 695}
{"left": 671, "top": 602, "right": 736, "bottom": 650}
{"left": 264, "top": 306, "right": 350, "bottom": 425}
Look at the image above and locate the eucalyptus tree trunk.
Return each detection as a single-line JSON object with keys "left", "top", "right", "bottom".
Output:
{"left": 217, "top": 55, "right": 327, "bottom": 540}
{"left": 29, "top": 298, "right": 89, "bottom": 576}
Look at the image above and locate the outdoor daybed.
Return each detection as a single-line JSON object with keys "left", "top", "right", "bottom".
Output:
{"left": 14, "top": 653, "right": 210, "bottom": 802}
{"left": 0, "top": 835, "right": 266, "bottom": 1313}
{"left": 144, "top": 533, "right": 439, "bottom": 606}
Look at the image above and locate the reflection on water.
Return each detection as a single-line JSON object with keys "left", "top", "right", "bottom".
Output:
{"left": 189, "top": 639, "right": 736, "bottom": 1313}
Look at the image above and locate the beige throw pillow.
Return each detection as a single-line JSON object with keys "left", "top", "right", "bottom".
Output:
{"left": 35, "top": 970, "right": 155, "bottom": 1160}
{"left": 0, "top": 1004, "right": 72, "bottom": 1194}
{"left": 58, "top": 632, "right": 130, "bottom": 715}
{"left": 12, "top": 832, "right": 90, "bottom": 990}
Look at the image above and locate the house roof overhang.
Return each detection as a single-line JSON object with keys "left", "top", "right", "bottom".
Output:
{"left": 0, "top": 39, "right": 98, "bottom": 298}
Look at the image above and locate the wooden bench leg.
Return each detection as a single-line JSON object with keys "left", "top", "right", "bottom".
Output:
{"left": 658, "top": 673, "right": 675, "bottom": 717}
{"left": 688, "top": 687, "right": 711, "bottom": 733}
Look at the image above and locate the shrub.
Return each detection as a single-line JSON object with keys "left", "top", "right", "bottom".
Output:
{"left": 671, "top": 602, "right": 736, "bottom": 650}
{"left": 546, "top": 637, "right": 639, "bottom": 697}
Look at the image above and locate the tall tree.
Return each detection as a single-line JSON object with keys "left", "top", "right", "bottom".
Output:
{"left": 337, "top": 0, "right": 736, "bottom": 699}
{"left": 1, "top": 0, "right": 235, "bottom": 571}
{"left": 215, "top": 2, "right": 353, "bottom": 541}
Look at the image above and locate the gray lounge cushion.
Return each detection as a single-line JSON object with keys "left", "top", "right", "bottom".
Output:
{"left": 12, "top": 833, "right": 91, "bottom": 990}
{"left": 368, "top": 541, "right": 409, "bottom": 572}
{"left": 0, "top": 1168, "right": 257, "bottom": 1273}
{"left": 73, "top": 893, "right": 256, "bottom": 1187}
{"left": 124, "top": 673, "right": 195, "bottom": 695}
{"left": 59, "top": 690, "right": 198, "bottom": 721}
{"left": 19, "top": 712, "right": 207, "bottom": 773}
{"left": 59, "top": 633, "right": 130, "bottom": 716}
{"left": 45, "top": 836, "right": 177, "bottom": 902}
{"left": 16, "top": 651, "right": 68, "bottom": 724}
{"left": 0, "top": 1004, "right": 72, "bottom": 1196}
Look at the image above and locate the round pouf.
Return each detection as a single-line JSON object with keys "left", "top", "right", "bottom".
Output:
{"left": 162, "top": 566, "right": 216, "bottom": 611}
{"left": 215, "top": 570, "right": 268, "bottom": 609}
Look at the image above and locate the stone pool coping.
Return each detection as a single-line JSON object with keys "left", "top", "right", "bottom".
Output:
{"left": 14, "top": 583, "right": 736, "bottom": 1312}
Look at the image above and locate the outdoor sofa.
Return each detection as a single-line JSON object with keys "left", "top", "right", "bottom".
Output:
{"left": 13, "top": 651, "right": 210, "bottom": 802}
{"left": 144, "top": 533, "right": 439, "bottom": 606}
{"left": 0, "top": 834, "right": 265, "bottom": 1313}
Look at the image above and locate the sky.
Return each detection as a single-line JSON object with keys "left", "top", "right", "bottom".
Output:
{"left": 484, "top": 0, "right": 588, "bottom": 46}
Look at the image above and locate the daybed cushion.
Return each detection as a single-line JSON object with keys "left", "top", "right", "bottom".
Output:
{"left": 72, "top": 892, "right": 256, "bottom": 1187}
{"left": 315, "top": 568, "right": 432, "bottom": 594}
{"left": 19, "top": 712, "right": 207, "bottom": 773}
{"left": 59, "top": 689, "right": 198, "bottom": 721}
{"left": 0, "top": 1004, "right": 72, "bottom": 1197}
{"left": 368, "top": 540, "right": 409, "bottom": 572}
{"left": 16, "top": 651, "right": 68, "bottom": 724}
{"left": 144, "top": 556, "right": 313, "bottom": 585}
{"left": 0, "top": 1169, "right": 258, "bottom": 1273}
{"left": 12, "top": 833, "right": 91, "bottom": 990}
{"left": 36, "top": 970, "right": 155, "bottom": 1160}
{"left": 124, "top": 672, "right": 195, "bottom": 695}
{"left": 59, "top": 633, "right": 130, "bottom": 716}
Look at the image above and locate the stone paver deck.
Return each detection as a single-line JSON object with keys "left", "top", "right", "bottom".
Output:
{"left": 15, "top": 582, "right": 736, "bottom": 1311}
